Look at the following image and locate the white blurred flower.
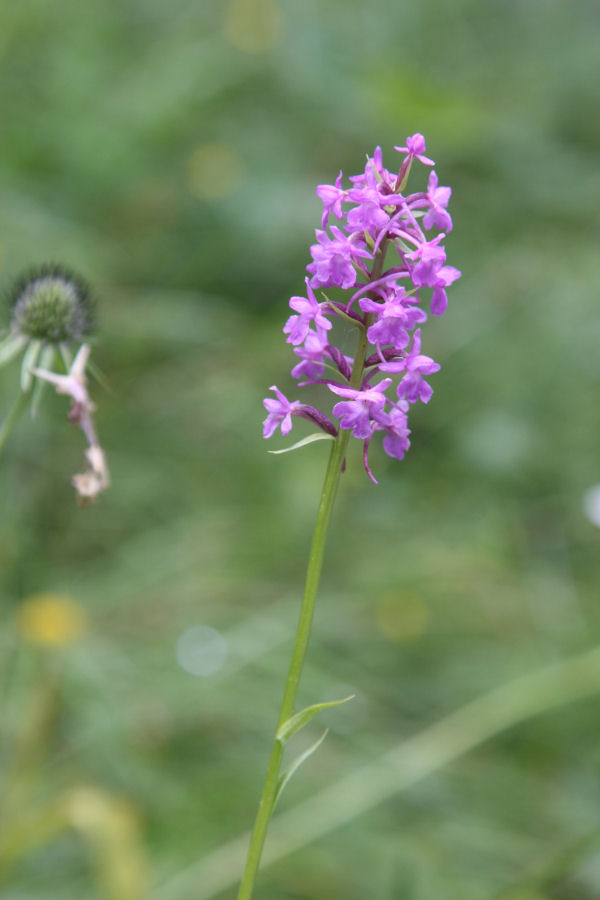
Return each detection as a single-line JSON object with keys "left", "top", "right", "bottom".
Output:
{"left": 32, "top": 344, "right": 110, "bottom": 501}
{"left": 583, "top": 485, "right": 600, "bottom": 528}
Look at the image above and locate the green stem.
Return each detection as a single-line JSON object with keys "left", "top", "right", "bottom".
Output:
{"left": 236, "top": 298, "right": 374, "bottom": 900}
{"left": 237, "top": 246, "right": 386, "bottom": 899}
{"left": 236, "top": 431, "right": 349, "bottom": 900}
{"left": 0, "top": 391, "right": 29, "bottom": 458}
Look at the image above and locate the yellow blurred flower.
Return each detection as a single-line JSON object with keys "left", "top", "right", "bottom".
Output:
{"left": 17, "top": 593, "right": 86, "bottom": 646}
{"left": 375, "top": 590, "right": 431, "bottom": 643}
{"left": 223, "top": 0, "right": 283, "bottom": 54}
{"left": 186, "top": 142, "right": 243, "bottom": 200}
{"left": 64, "top": 787, "right": 149, "bottom": 900}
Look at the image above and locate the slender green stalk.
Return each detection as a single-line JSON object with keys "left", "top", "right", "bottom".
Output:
{"left": 237, "top": 315, "right": 373, "bottom": 900}
{"left": 236, "top": 433, "right": 348, "bottom": 900}
{"left": 237, "top": 245, "right": 385, "bottom": 899}
{"left": 0, "top": 390, "right": 29, "bottom": 457}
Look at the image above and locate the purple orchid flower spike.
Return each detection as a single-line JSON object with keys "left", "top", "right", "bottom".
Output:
{"left": 382, "top": 402, "right": 412, "bottom": 460}
{"left": 307, "top": 227, "right": 371, "bottom": 290}
{"left": 423, "top": 171, "right": 453, "bottom": 232}
{"left": 380, "top": 329, "right": 441, "bottom": 404}
{"left": 262, "top": 138, "right": 459, "bottom": 477}
{"left": 291, "top": 329, "right": 330, "bottom": 381}
{"left": 263, "top": 385, "right": 337, "bottom": 439}
{"left": 262, "top": 386, "right": 302, "bottom": 438}
{"left": 360, "top": 288, "right": 427, "bottom": 353}
{"left": 316, "top": 171, "right": 346, "bottom": 227}
{"left": 347, "top": 171, "right": 391, "bottom": 235}
{"left": 407, "top": 234, "right": 447, "bottom": 287}
{"left": 393, "top": 133, "right": 435, "bottom": 191}
{"left": 283, "top": 279, "right": 332, "bottom": 346}
{"left": 328, "top": 379, "right": 392, "bottom": 440}
{"left": 394, "top": 133, "right": 435, "bottom": 166}
{"left": 431, "top": 265, "right": 462, "bottom": 315}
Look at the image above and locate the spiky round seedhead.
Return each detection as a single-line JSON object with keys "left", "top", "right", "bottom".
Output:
{"left": 8, "top": 264, "right": 94, "bottom": 344}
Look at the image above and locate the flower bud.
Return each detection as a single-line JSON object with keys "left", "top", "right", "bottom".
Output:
{"left": 9, "top": 263, "right": 93, "bottom": 344}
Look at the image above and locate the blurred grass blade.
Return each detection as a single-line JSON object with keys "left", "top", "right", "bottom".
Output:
{"left": 154, "top": 645, "right": 600, "bottom": 900}
{"left": 276, "top": 695, "right": 354, "bottom": 744}
{"left": 273, "top": 730, "right": 329, "bottom": 810}
{"left": 0, "top": 334, "right": 26, "bottom": 367}
{"left": 87, "top": 359, "right": 113, "bottom": 393}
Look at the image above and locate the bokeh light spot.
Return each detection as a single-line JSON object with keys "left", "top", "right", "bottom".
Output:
{"left": 186, "top": 142, "right": 243, "bottom": 200}
{"left": 583, "top": 484, "right": 600, "bottom": 527}
{"left": 375, "top": 591, "right": 430, "bottom": 643}
{"left": 176, "top": 625, "right": 228, "bottom": 677}
{"left": 223, "top": 0, "right": 283, "bottom": 54}
{"left": 459, "top": 411, "right": 538, "bottom": 474}
{"left": 17, "top": 593, "right": 86, "bottom": 646}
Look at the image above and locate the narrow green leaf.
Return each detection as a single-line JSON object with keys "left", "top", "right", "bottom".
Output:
{"left": 322, "top": 294, "right": 364, "bottom": 329}
{"left": 273, "top": 730, "right": 329, "bottom": 810}
{"left": 30, "top": 346, "right": 55, "bottom": 418}
{"left": 394, "top": 237, "right": 411, "bottom": 254}
{"left": 20, "top": 340, "right": 42, "bottom": 392}
{"left": 87, "top": 359, "right": 113, "bottom": 394}
{"left": 0, "top": 334, "right": 26, "bottom": 367}
{"left": 268, "top": 433, "right": 334, "bottom": 455}
{"left": 318, "top": 360, "right": 350, "bottom": 382}
{"left": 276, "top": 695, "right": 354, "bottom": 745}
{"left": 59, "top": 343, "right": 73, "bottom": 372}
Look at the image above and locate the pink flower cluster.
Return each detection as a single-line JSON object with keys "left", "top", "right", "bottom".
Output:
{"left": 263, "top": 135, "right": 460, "bottom": 482}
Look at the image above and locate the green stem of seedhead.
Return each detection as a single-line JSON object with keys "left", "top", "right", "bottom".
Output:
{"left": 237, "top": 254, "right": 383, "bottom": 900}
{"left": 0, "top": 391, "right": 29, "bottom": 458}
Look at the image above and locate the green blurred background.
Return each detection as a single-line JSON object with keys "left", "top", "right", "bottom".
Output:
{"left": 1, "top": 0, "right": 600, "bottom": 897}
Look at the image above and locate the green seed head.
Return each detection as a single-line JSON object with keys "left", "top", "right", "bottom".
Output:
{"left": 9, "top": 264, "right": 94, "bottom": 344}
